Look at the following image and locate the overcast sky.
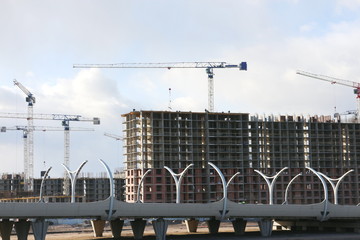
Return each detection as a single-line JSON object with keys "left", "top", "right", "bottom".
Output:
{"left": 1, "top": 0, "right": 360, "bottom": 177}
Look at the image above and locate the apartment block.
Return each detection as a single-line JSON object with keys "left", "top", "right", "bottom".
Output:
{"left": 0, "top": 173, "right": 125, "bottom": 202}
{"left": 122, "top": 110, "right": 358, "bottom": 205}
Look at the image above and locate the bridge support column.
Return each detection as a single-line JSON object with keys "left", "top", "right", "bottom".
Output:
{"left": 0, "top": 219, "right": 14, "bottom": 240}
{"left": 231, "top": 218, "right": 247, "bottom": 235}
{"left": 14, "top": 219, "right": 31, "bottom": 240}
{"left": 32, "top": 218, "right": 49, "bottom": 240}
{"left": 258, "top": 219, "right": 273, "bottom": 237}
{"left": 152, "top": 218, "right": 168, "bottom": 240}
{"left": 185, "top": 218, "right": 199, "bottom": 232}
{"left": 206, "top": 219, "right": 221, "bottom": 234}
{"left": 110, "top": 218, "right": 124, "bottom": 238}
{"left": 91, "top": 219, "right": 106, "bottom": 237}
{"left": 130, "top": 218, "right": 146, "bottom": 240}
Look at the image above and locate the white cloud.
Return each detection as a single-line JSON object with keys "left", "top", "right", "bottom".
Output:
{"left": 299, "top": 22, "right": 317, "bottom": 33}
{"left": 0, "top": 69, "right": 133, "bottom": 177}
{"left": 216, "top": 17, "right": 360, "bottom": 116}
{"left": 39, "top": 69, "right": 128, "bottom": 117}
{"left": 25, "top": 72, "right": 35, "bottom": 78}
{"left": 336, "top": 0, "right": 360, "bottom": 10}
{"left": 171, "top": 97, "right": 204, "bottom": 112}
{"left": 2, "top": 0, "right": 360, "bottom": 176}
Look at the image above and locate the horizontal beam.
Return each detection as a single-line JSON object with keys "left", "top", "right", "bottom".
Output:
{"left": 0, "top": 199, "right": 359, "bottom": 220}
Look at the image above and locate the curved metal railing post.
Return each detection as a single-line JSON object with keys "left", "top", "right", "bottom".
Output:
{"left": 318, "top": 169, "right": 354, "bottom": 205}
{"left": 283, "top": 172, "right": 302, "bottom": 205}
{"left": 306, "top": 167, "right": 329, "bottom": 221}
{"left": 254, "top": 167, "right": 288, "bottom": 205}
{"left": 99, "top": 159, "right": 114, "bottom": 220}
{"left": 62, "top": 160, "right": 88, "bottom": 203}
{"left": 208, "top": 162, "right": 227, "bottom": 219}
{"left": 136, "top": 169, "right": 152, "bottom": 203}
{"left": 39, "top": 167, "right": 52, "bottom": 203}
{"left": 226, "top": 172, "right": 241, "bottom": 189}
{"left": 164, "top": 164, "right": 193, "bottom": 203}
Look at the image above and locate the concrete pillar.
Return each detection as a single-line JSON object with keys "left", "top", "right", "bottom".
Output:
{"left": 32, "top": 219, "right": 49, "bottom": 240}
{"left": 91, "top": 219, "right": 106, "bottom": 237}
{"left": 185, "top": 218, "right": 199, "bottom": 233}
{"left": 231, "top": 218, "right": 247, "bottom": 235}
{"left": 130, "top": 218, "right": 146, "bottom": 240}
{"left": 0, "top": 219, "right": 14, "bottom": 240}
{"left": 14, "top": 219, "right": 31, "bottom": 240}
{"left": 206, "top": 219, "right": 221, "bottom": 234}
{"left": 258, "top": 219, "right": 273, "bottom": 237}
{"left": 110, "top": 218, "right": 124, "bottom": 238}
{"left": 152, "top": 218, "right": 168, "bottom": 240}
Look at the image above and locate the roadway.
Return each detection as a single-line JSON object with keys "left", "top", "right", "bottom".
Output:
{"left": 0, "top": 198, "right": 359, "bottom": 220}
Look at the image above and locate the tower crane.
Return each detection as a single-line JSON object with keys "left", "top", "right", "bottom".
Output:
{"left": 13, "top": 79, "right": 36, "bottom": 191}
{"left": 1, "top": 125, "right": 94, "bottom": 189}
{"left": 73, "top": 62, "right": 248, "bottom": 112}
{"left": 0, "top": 112, "right": 100, "bottom": 193}
{"left": 296, "top": 70, "right": 360, "bottom": 122}
{"left": 104, "top": 132, "right": 123, "bottom": 141}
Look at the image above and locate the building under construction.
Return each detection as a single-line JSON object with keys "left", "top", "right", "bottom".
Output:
{"left": 0, "top": 173, "right": 125, "bottom": 202}
{"left": 122, "top": 110, "right": 358, "bottom": 205}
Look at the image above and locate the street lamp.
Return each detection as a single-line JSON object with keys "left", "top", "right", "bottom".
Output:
{"left": 164, "top": 164, "right": 193, "bottom": 203}
{"left": 62, "top": 160, "right": 88, "bottom": 203}
{"left": 254, "top": 167, "right": 288, "bottom": 205}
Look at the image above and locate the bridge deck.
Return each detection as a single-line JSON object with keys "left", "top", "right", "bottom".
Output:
{"left": 0, "top": 199, "right": 359, "bottom": 221}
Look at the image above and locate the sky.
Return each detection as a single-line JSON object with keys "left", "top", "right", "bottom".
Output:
{"left": 1, "top": 0, "right": 360, "bottom": 178}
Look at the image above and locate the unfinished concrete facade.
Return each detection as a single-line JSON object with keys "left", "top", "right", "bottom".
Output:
{"left": 122, "top": 110, "right": 358, "bottom": 205}
{"left": 0, "top": 175, "right": 125, "bottom": 203}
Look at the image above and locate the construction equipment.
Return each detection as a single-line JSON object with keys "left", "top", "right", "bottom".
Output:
{"left": 104, "top": 132, "right": 123, "bottom": 141}
{"left": 13, "top": 79, "right": 36, "bottom": 191}
{"left": 1, "top": 125, "right": 94, "bottom": 185}
{"left": 73, "top": 62, "right": 248, "bottom": 112}
{"left": 296, "top": 70, "right": 360, "bottom": 121}
{"left": 0, "top": 112, "right": 100, "bottom": 193}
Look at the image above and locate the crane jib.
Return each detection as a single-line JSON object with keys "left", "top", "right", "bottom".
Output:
{"left": 73, "top": 62, "right": 248, "bottom": 70}
{"left": 72, "top": 61, "right": 248, "bottom": 113}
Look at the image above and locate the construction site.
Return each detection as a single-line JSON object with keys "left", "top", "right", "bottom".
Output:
{"left": 0, "top": 79, "right": 126, "bottom": 203}
{"left": 118, "top": 66, "right": 360, "bottom": 206}
{"left": 122, "top": 110, "right": 358, "bottom": 205}
{"left": 1, "top": 64, "right": 360, "bottom": 208}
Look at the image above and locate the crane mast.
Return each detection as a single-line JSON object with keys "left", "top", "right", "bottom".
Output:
{"left": 13, "top": 79, "right": 36, "bottom": 191}
{"left": 73, "top": 62, "right": 247, "bottom": 112}
{"left": 0, "top": 112, "right": 100, "bottom": 194}
{"left": 297, "top": 70, "right": 360, "bottom": 122}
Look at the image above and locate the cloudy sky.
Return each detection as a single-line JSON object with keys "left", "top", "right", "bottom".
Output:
{"left": 1, "top": 0, "right": 360, "bottom": 177}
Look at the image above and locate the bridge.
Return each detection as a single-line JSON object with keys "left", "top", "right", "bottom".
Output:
{"left": 0, "top": 199, "right": 360, "bottom": 240}
{"left": 0, "top": 161, "right": 359, "bottom": 240}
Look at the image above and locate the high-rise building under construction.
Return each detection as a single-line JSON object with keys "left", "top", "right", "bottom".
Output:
{"left": 122, "top": 110, "right": 358, "bottom": 205}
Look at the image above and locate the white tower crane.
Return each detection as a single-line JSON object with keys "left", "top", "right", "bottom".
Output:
{"left": 296, "top": 70, "right": 360, "bottom": 122}
{"left": 1, "top": 125, "right": 94, "bottom": 179}
{"left": 104, "top": 132, "right": 123, "bottom": 141}
{"left": 0, "top": 112, "right": 100, "bottom": 193}
{"left": 13, "top": 79, "right": 36, "bottom": 191}
{"left": 73, "top": 62, "right": 247, "bottom": 112}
